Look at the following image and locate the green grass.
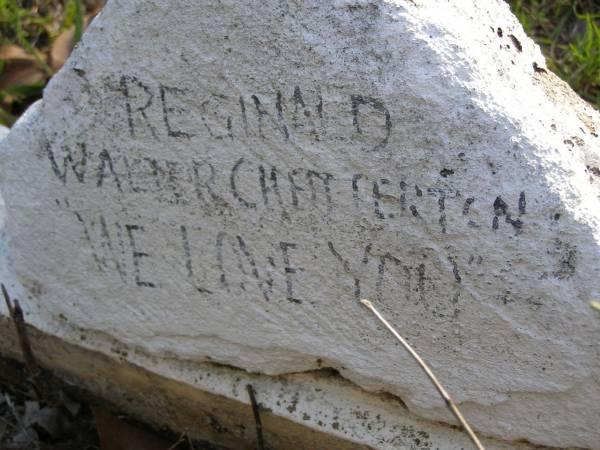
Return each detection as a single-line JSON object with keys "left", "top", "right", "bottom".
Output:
{"left": 508, "top": 0, "right": 600, "bottom": 108}
{"left": 0, "top": 0, "right": 86, "bottom": 126}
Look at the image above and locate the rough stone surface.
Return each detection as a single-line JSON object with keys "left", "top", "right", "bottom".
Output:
{"left": 0, "top": 126, "right": 9, "bottom": 141}
{"left": 0, "top": 316, "right": 546, "bottom": 450}
{"left": 1, "top": 1, "right": 599, "bottom": 448}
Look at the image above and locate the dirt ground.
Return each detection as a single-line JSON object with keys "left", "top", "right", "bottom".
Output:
{"left": 0, "top": 358, "right": 231, "bottom": 450}
{"left": 0, "top": 379, "right": 99, "bottom": 450}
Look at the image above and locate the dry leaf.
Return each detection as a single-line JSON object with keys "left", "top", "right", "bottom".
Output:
{"left": 50, "top": 27, "right": 76, "bottom": 71}
{"left": 0, "top": 60, "right": 46, "bottom": 92}
{"left": 50, "top": 8, "right": 103, "bottom": 72}
{"left": 0, "top": 44, "right": 47, "bottom": 92}
{"left": 0, "top": 44, "right": 48, "bottom": 65}
{"left": 0, "top": 45, "right": 36, "bottom": 61}
{"left": 12, "top": 426, "right": 38, "bottom": 446}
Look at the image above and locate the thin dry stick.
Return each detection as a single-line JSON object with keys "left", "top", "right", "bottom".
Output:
{"left": 2, "top": 283, "right": 40, "bottom": 379}
{"left": 360, "top": 299, "right": 485, "bottom": 450}
{"left": 166, "top": 433, "right": 186, "bottom": 450}
{"left": 246, "top": 384, "right": 265, "bottom": 450}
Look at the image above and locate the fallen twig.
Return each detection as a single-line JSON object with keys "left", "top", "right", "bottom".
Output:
{"left": 166, "top": 431, "right": 195, "bottom": 450}
{"left": 2, "top": 284, "right": 40, "bottom": 382}
{"left": 166, "top": 432, "right": 186, "bottom": 450}
{"left": 360, "top": 298, "right": 485, "bottom": 450}
{"left": 246, "top": 384, "right": 265, "bottom": 450}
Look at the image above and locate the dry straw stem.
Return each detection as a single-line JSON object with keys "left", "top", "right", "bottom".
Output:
{"left": 360, "top": 298, "right": 485, "bottom": 450}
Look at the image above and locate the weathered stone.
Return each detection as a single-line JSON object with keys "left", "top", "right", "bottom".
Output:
{"left": 1, "top": 1, "right": 599, "bottom": 448}
{"left": 1, "top": 315, "right": 545, "bottom": 450}
{"left": 0, "top": 125, "right": 9, "bottom": 141}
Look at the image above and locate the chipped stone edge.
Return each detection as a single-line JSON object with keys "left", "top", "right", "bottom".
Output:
{"left": 0, "top": 314, "right": 549, "bottom": 450}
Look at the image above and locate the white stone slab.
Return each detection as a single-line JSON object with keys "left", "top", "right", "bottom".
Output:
{"left": 0, "top": 125, "right": 9, "bottom": 141}
{"left": 1, "top": 1, "right": 599, "bottom": 448}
